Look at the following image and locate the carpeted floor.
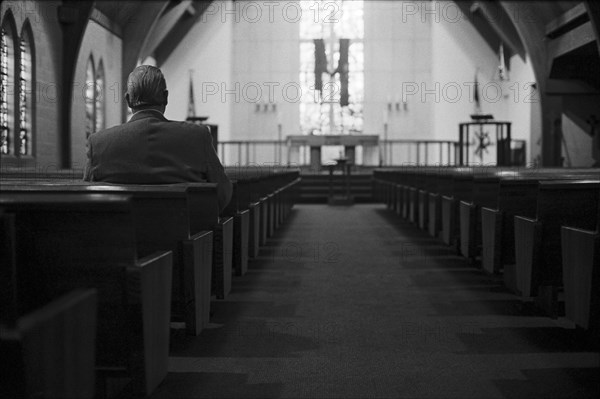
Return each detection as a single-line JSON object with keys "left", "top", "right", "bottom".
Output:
{"left": 150, "top": 204, "right": 600, "bottom": 399}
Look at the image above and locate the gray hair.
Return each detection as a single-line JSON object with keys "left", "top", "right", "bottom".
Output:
{"left": 126, "top": 65, "right": 167, "bottom": 107}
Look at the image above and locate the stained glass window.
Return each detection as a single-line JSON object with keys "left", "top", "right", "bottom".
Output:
{"left": 85, "top": 57, "right": 95, "bottom": 138}
{"left": 19, "top": 29, "right": 33, "bottom": 156}
{"left": 299, "top": 0, "right": 364, "bottom": 135}
{"left": 1, "top": 25, "right": 14, "bottom": 155}
{"left": 95, "top": 60, "right": 105, "bottom": 132}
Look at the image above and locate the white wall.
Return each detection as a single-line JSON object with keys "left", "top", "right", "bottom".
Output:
{"left": 160, "top": 0, "right": 233, "bottom": 143}
{"left": 230, "top": 0, "right": 299, "bottom": 165}
{"left": 429, "top": 0, "right": 535, "bottom": 164}
{"left": 71, "top": 19, "right": 122, "bottom": 169}
{"left": 157, "top": 0, "right": 541, "bottom": 166}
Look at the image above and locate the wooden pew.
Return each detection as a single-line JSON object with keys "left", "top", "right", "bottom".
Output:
{"left": 0, "top": 289, "right": 98, "bottom": 399}
{"left": 561, "top": 190, "right": 600, "bottom": 332}
{"left": 480, "top": 169, "right": 599, "bottom": 277}
{"left": 0, "top": 181, "right": 216, "bottom": 336}
{"left": 0, "top": 193, "right": 172, "bottom": 395}
{"left": 440, "top": 167, "right": 473, "bottom": 249}
{"left": 1, "top": 209, "right": 97, "bottom": 398}
{"left": 458, "top": 167, "right": 509, "bottom": 262}
{"left": 513, "top": 180, "right": 600, "bottom": 314}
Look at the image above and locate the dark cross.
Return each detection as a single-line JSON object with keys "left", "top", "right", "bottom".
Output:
{"left": 470, "top": 127, "right": 493, "bottom": 162}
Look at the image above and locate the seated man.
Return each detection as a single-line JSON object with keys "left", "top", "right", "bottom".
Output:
{"left": 84, "top": 65, "right": 232, "bottom": 210}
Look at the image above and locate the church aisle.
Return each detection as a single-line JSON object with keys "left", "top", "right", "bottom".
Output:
{"left": 150, "top": 204, "right": 599, "bottom": 399}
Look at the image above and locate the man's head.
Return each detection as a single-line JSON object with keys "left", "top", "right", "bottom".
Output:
{"left": 125, "top": 65, "right": 169, "bottom": 113}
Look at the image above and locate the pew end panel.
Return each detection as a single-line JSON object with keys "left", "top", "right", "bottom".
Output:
{"left": 408, "top": 187, "right": 418, "bottom": 224}
{"left": 428, "top": 193, "right": 441, "bottom": 238}
{"left": 130, "top": 251, "right": 173, "bottom": 395}
{"left": 418, "top": 190, "right": 429, "bottom": 230}
{"left": 514, "top": 216, "right": 542, "bottom": 298}
{"left": 259, "top": 197, "right": 269, "bottom": 246}
{"left": 181, "top": 231, "right": 213, "bottom": 335}
{"left": 394, "top": 184, "right": 402, "bottom": 216}
{"left": 234, "top": 210, "right": 250, "bottom": 276}
{"left": 0, "top": 289, "right": 97, "bottom": 399}
{"left": 481, "top": 207, "right": 502, "bottom": 275}
{"left": 459, "top": 200, "right": 478, "bottom": 261}
{"left": 248, "top": 202, "right": 261, "bottom": 259}
{"left": 561, "top": 227, "right": 600, "bottom": 331}
{"left": 441, "top": 195, "right": 457, "bottom": 248}
{"left": 213, "top": 216, "right": 234, "bottom": 300}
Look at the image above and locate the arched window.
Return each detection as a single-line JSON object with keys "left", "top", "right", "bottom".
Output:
{"left": 85, "top": 56, "right": 95, "bottom": 138}
{"left": 1, "top": 11, "right": 17, "bottom": 156}
{"left": 95, "top": 60, "right": 105, "bottom": 132}
{"left": 19, "top": 21, "right": 34, "bottom": 156}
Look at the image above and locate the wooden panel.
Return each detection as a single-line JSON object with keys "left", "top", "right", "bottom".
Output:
{"left": 248, "top": 202, "right": 261, "bottom": 259}
{"left": 481, "top": 207, "right": 502, "bottom": 274}
{"left": 260, "top": 197, "right": 268, "bottom": 246}
{"left": 514, "top": 216, "right": 542, "bottom": 297}
{"left": 136, "top": 251, "right": 172, "bottom": 394}
{"left": 1, "top": 289, "right": 97, "bottom": 399}
{"left": 234, "top": 210, "right": 250, "bottom": 276}
{"left": 428, "top": 193, "right": 441, "bottom": 238}
{"left": 441, "top": 196, "right": 456, "bottom": 246}
{"left": 212, "top": 217, "right": 234, "bottom": 299}
{"left": 459, "top": 201, "right": 477, "bottom": 260}
{"left": 181, "top": 231, "right": 213, "bottom": 335}
{"left": 561, "top": 227, "right": 598, "bottom": 329}
{"left": 408, "top": 187, "right": 418, "bottom": 224}
{"left": 418, "top": 190, "right": 428, "bottom": 230}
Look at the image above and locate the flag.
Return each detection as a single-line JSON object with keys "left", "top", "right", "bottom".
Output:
{"left": 337, "top": 39, "right": 350, "bottom": 107}
{"left": 187, "top": 70, "right": 196, "bottom": 118}
{"left": 314, "top": 39, "right": 328, "bottom": 93}
{"left": 473, "top": 70, "right": 481, "bottom": 113}
{"left": 498, "top": 43, "right": 507, "bottom": 81}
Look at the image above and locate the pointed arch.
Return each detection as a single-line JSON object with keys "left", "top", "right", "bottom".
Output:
{"left": 1, "top": 10, "right": 18, "bottom": 156}
{"left": 19, "top": 19, "right": 35, "bottom": 156}
{"left": 85, "top": 55, "right": 95, "bottom": 138}
{"left": 95, "top": 59, "right": 105, "bottom": 132}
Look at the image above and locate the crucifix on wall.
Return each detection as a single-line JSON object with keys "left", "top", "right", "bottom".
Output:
{"left": 314, "top": 34, "right": 350, "bottom": 135}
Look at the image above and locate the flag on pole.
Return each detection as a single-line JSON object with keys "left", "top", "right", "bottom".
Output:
{"left": 337, "top": 38, "right": 350, "bottom": 107}
{"left": 473, "top": 69, "right": 481, "bottom": 114}
{"left": 498, "top": 43, "right": 507, "bottom": 81}
{"left": 314, "top": 39, "right": 328, "bottom": 93}
{"left": 187, "top": 70, "right": 196, "bottom": 118}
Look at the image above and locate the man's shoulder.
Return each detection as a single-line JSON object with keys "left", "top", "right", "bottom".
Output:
{"left": 158, "top": 120, "right": 210, "bottom": 139}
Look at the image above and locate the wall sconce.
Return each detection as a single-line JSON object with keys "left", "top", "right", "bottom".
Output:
{"left": 271, "top": 103, "right": 277, "bottom": 112}
{"left": 386, "top": 95, "right": 404, "bottom": 114}
{"left": 403, "top": 100, "right": 408, "bottom": 111}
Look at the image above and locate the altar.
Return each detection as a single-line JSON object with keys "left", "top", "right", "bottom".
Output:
{"left": 287, "top": 134, "right": 379, "bottom": 170}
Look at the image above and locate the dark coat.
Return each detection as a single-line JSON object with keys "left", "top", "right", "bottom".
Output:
{"left": 84, "top": 109, "right": 232, "bottom": 210}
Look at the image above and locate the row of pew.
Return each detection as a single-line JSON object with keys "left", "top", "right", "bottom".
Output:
{"left": 373, "top": 166, "right": 600, "bottom": 338}
{"left": 0, "top": 167, "right": 301, "bottom": 398}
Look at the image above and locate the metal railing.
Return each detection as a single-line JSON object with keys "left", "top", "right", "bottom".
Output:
{"left": 380, "top": 140, "right": 459, "bottom": 166}
{"left": 217, "top": 139, "right": 525, "bottom": 167}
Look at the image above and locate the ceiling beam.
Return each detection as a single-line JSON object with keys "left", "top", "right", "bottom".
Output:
{"left": 89, "top": 7, "right": 122, "bottom": 37}
{"left": 545, "top": 3, "right": 588, "bottom": 38}
{"left": 472, "top": 1, "right": 526, "bottom": 60}
{"left": 547, "top": 21, "right": 596, "bottom": 60}
{"left": 585, "top": 1, "right": 600, "bottom": 54}
{"left": 546, "top": 78, "right": 599, "bottom": 95}
{"left": 139, "top": 0, "right": 194, "bottom": 60}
